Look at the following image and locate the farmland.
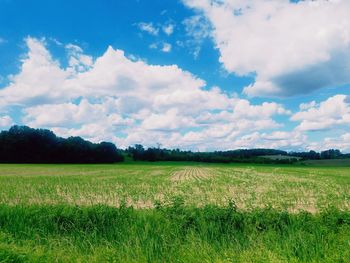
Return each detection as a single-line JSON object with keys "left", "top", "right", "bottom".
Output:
{"left": 1, "top": 162, "right": 349, "bottom": 211}
{"left": 1, "top": 162, "right": 350, "bottom": 262}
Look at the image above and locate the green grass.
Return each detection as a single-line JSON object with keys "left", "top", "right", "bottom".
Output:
{"left": 301, "top": 158, "right": 350, "bottom": 167}
{"left": 1, "top": 204, "right": 350, "bottom": 262}
{"left": 0, "top": 162, "right": 350, "bottom": 262}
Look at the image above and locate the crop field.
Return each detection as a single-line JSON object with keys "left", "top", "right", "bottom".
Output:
{"left": 1, "top": 163, "right": 349, "bottom": 211}
{"left": 1, "top": 162, "right": 350, "bottom": 262}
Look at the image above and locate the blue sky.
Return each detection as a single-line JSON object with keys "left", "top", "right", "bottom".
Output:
{"left": 0, "top": 0, "right": 349, "bottom": 152}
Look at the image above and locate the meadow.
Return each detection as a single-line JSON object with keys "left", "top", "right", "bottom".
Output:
{"left": 0, "top": 162, "right": 350, "bottom": 262}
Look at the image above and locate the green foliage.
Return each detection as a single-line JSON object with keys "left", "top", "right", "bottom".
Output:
{"left": 0, "top": 126, "right": 124, "bottom": 163}
{"left": 0, "top": 204, "right": 350, "bottom": 262}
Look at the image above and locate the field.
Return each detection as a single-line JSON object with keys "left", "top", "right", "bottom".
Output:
{"left": 301, "top": 158, "right": 350, "bottom": 166}
{"left": 1, "top": 162, "right": 350, "bottom": 211}
{"left": 1, "top": 162, "right": 350, "bottom": 262}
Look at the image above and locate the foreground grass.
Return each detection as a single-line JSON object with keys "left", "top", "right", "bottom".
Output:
{"left": 0, "top": 203, "right": 350, "bottom": 262}
{"left": 1, "top": 163, "right": 350, "bottom": 262}
{"left": 0, "top": 163, "right": 349, "bottom": 211}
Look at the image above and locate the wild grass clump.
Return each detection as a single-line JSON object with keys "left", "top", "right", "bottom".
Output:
{"left": 0, "top": 201, "right": 349, "bottom": 262}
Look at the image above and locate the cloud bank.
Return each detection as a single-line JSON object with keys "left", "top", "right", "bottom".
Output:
{"left": 0, "top": 37, "right": 296, "bottom": 150}
{"left": 183, "top": 0, "right": 350, "bottom": 97}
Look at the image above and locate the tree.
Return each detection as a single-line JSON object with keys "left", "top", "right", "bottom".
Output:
{"left": 0, "top": 126, "right": 124, "bottom": 163}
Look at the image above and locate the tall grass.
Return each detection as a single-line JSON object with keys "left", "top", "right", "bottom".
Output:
{"left": 0, "top": 202, "right": 349, "bottom": 262}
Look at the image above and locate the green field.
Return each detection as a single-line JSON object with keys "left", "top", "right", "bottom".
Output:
{"left": 301, "top": 158, "right": 350, "bottom": 167}
{"left": 1, "top": 163, "right": 350, "bottom": 262}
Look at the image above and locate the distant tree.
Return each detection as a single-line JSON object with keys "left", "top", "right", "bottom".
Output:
{"left": 0, "top": 126, "right": 124, "bottom": 163}
{"left": 126, "top": 145, "right": 348, "bottom": 164}
{"left": 320, "top": 149, "right": 342, "bottom": 159}
{"left": 127, "top": 144, "right": 145, "bottom": 161}
{"left": 290, "top": 150, "right": 320, "bottom": 160}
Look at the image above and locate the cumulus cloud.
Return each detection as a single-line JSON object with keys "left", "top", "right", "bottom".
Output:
{"left": 0, "top": 37, "right": 293, "bottom": 150}
{"left": 141, "top": 108, "right": 196, "bottom": 131}
{"left": 234, "top": 131, "right": 307, "bottom": 150}
{"left": 171, "top": 129, "right": 307, "bottom": 151}
{"left": 23, "top": 98, "right": 133, "bottom": 128}
{"left": 183, "top": 0, "right": 350, "bottom": 97}
{"left": 65, "top": 44, "right": 93, "bottom": 72}
{"left": 291, "top": 95, "right": 350, "bottom": 131}
{"left": 323, "top": 133, "right": 350, "bottom": 152}
{"left": 0, "top": 38, "right": 208, "bottom": 107}
{"left": 0, "top": 38, "right": 69, "bottom": 106}
{"left": 308, "top": 133, "right": 350, "bottom": 153}
{"left": 299, "top": 101, "right": 317, "bottom": 111}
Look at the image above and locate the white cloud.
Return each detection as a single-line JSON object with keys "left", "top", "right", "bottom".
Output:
{"left": 141, "top": 108, "right": 195, "bottom": 131}
{"left": 129, "top": 99, "right": 290, "bottom": 150}
{"left": 0, "top": 115, "right": 13, "bottom": 128}
{"left": 149, "top": 42, "right": 172, "bottom": 53}
{"left": 0, "top": 37, "right": 293, "bottom": 150}
{"left": 183, "top": 15, "right": 211, "bottom": 58}
{"left": 139, "top": 21, "right": 175, "bottom": 36}
{"left": 0, "top": 37, "right": 69, "bottom": 106}
{"left": 299, "top": 101, "right": 317, "bottom": 111}
{"left": 65, "top": 44, "right": 93, "bottom": 72}
{"left": 232, "top": 131, "right": 307, "bottom": 150}
{"left": 162, "top": 23, "right": 175, "bottom": 35}
{"left": 165, "top": 128, "right": 306, "bottom": 151}
{"left": 161, "top": 43, "right": 172, "bottom": 53}
{"left": 138, "top": 22, "right": 159, "bottom": 36}
{"left": 291, "top": 95, "right": 350, "bottom": 131}
{"left": 23, "top": 98, "right": 133, "bottom": 128}
{"left": 309, "top": 133, "right": 350, "bottom": 153}
{"left": 52, "top": 124, "right": 118, "bottom": 143}
{"left": 64, "top": 46, "right": 206, "bottom": 103}
{"left": 0, "top": 38, "right": 207, "bottom": 107}
{"left": 183, "top": 0, "right": 350, "bottom": 97}
{"left": 323, "top": 133, "right": 350, "bottom": 152}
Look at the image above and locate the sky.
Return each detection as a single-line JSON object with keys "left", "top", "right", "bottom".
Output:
{"left": 0, "top": 0, "right": 349, "bottom": 152}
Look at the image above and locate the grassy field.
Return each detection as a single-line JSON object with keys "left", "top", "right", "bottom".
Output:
{"left": 1, "top": 162, "right": 349, "bottom": 211}
{"left": 0, "top": 162, "right": 350, "bottom": 262}
{"left": 301, "top": 158, "right": 350, "bottom": 166}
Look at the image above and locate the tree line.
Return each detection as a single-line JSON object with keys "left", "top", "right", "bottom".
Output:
{"left": 127, "top": 145, "right": 349, "bottom": 164}
{"left": 0, "top": 125, "right": 348, "bottom": 164}
{"left": 0, "top": 126, "right": 124, "bottom": 163}
{"left": 127, "top": 145, "right": 292, "bottom": 163}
